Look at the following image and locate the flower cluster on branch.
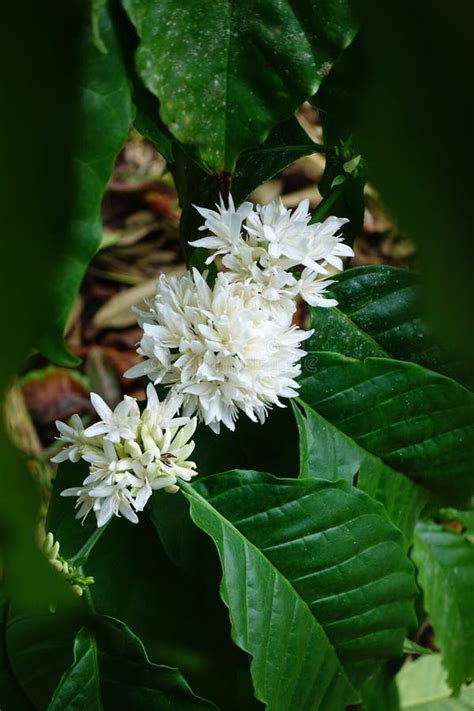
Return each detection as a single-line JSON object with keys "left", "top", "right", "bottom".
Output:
{"left": 53, "top": 195, "right": 352, "bottom": 526}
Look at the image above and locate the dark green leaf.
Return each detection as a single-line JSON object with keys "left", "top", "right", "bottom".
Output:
{"left": 299, "top": 353, "right": 474, "bottom": 502}
{"left": 0, "top": 594, "right": 34, "bottom": 711}
{"left": 182, "top": 470, "right": 417, "bottom": 706}
{"left": 48, "top": 618, "right": 215, "bottom": 711}
{"left": 87, "top": 517, "right": 260, "bottom": 710}
{"left": 48, "top": 627, "right": 103, "bottom": 710}
{"left": 341, "top": 1, "right": 474, "bottom": 359}
{"left": 0, "top": 0, "right": 86, "bottom": 610}
{"left": 292, "top": 398, "right": 429, "bottom": 544}
{"left": 411, "top": 520, "right": 474, "bottom": 693}
{"left": 360, "top": 663, "right": 400, "bottom": 711}
{"left": 38, "top": 6, "right": 132, "bottom": 365}
{"left": 307, "top": 266, "right": 473, "bottom": 388}
{"left": 397, "top": 654, "right": 474, "bottom": 710}
{"left": 5, "top": 608, "right": 81, "bottom": 709}
{"left": 121, "top": 0, "right": 357, "bottom": 171}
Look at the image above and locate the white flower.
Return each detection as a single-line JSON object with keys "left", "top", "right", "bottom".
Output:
{"left": 189, "top": 195, "right": 354, "bottom": 314}
{"left": 189, "top": 194, "right": 253, "bottom": 263}
{"left": 297, "top": 269, "right": 338, "bottom": 309}
{"left": 126, "top": 269, "right": 312, "bottom": 432}
{"left": 84, "top": 393, "right": 140, "bottom": 443}
{"left": 51, "top": 414, "right": 90, "bottom": 463}
{"left": 53, "top": 388, "right": 198, "bottom": 528}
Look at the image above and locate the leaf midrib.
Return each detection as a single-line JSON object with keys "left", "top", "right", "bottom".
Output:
{"left": 180, "top": 479, "right": 355, "bottom": 695}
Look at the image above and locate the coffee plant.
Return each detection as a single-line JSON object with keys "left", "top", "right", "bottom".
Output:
{"left": 0, "top": 1, "right": 472, "bottom": 710}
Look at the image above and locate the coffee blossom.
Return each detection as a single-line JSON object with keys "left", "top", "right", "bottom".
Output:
{"left": 190, "top": 195, "right": 353, "bottom": 317}
{"left": 125, "top": 269, "right": 312, "bottom": 432}
{"left": 51, "top": 386, "right": 197, "bottom": 527}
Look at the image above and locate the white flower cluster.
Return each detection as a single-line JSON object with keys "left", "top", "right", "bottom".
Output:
{"left": 126, "top": 269, "right": 311, "bottom": 432}
{"left": 52, "top": 195, "right": 352, "bottom": 527}
{"left": 52, "top": 386, "right": 197, "bottom": 527}
{"left": 189, "top": 195, "right": 354, "bottom": 319}
{"left": 125, "top": 195, "right": 352, "bottom": 432}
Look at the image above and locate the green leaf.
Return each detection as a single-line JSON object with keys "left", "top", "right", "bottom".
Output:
{"left": 341, "top": 2, "right": 474, "bottom": 360}
{"left": 182, "top": 470, "right": 417, "bottom": 706}
{"left": 411, "top": 520, "right": 474, "bottom": 693}
{"left": 38, "top": 5, "right": 132, "bottom": 365}
{"left": 402, "top": 638, "right": 432, "bottom": 656}
{"left": 397, "top": 655, "right": 474, "bottom": 710}
{"left": 5, "top": 608, "right": 80, "bottom": 709}
{"left": 121, "top": 0, "right": 357, "bottom": 171}
{"left": 48, "top": 627, "right": 103, "bottom": 710}
{"left": 360, "top": 663, "right": 400, "bottom": 711}
{"left": 299, "top": 353, "right": 474, "bottom": 503}
{"left": 48, "top": 618, "right": 216, "bottom": 711}
{"left": 0, "top": 594, "right": 34, "bottom": 711}
{"left": 292, "top": 398, "right": 428, "bottom": 542}
{"left": 47, "top": 464, "right": 260, "bottom": 710}
{"left": 307, "top": 266, "right": 473, "bottom": 388}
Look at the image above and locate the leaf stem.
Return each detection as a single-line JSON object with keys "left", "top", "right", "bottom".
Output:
{"left": 217, "top": 171, "right": 232, "bottom": 208}
{"left": 69, "top": 524, "right": 108, "bottom": 566}
{"left": 310, "top": 181, "right": 346, "bottom": 223}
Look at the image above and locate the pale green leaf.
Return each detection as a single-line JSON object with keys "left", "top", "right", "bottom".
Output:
{"left": 397, "top": 655, "right": 474, "bottom": 710}
{"left": 411, "top": 520, "right": 474, "bottom": 693}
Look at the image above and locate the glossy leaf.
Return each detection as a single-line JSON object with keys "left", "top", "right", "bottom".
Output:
{"left": 397, "top": 655, "right": 474, "bottom": 710}
{"left": 299, "top": 353, "right": 474, "bottom": 502}
{"left": 38, "top": 6, "right": 132, "bottom": 365}
{"left": 47, "top": 463, "right": 260, "bottom": 710}
{"left": 48, "top": 618, "right": 216, "bottom": 711}
{"left": 411, "top": 520, "right": 474, "bottom": 693}
{"left": 292, "top": 399, "right": 428, "bottom": 542}
{"left": 122, "top": 0, "right": 357, "bottom": 171}
{"left": 182, "top": 470, "right": 417, "bottom": 707}
{"left": 307, "top": 266, "right": 473, "bottom": 388}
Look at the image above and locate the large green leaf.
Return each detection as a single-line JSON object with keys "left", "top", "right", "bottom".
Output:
{"left": 182, "top": 470, "right": 417, "bottom": 708}
{"left": 343, "top": 1, "right": 474, "bottom": 360}
{"left": 0, "top": 0, "right": 87, "bottom": 611}
{"left": 307, "top": 266, "right": 472, "bottom": 388}
{"left": 46, "top": 463, "right": 261, "bottom": 710}
{"left": 292, "top": 399, "right": 428, "bottom": 542}
{"left": 299, "top": 353, "right": 474, "bottom": 502}
{"left": 121, "top": 0, "right": 357, "bottom": 171}
{"left": 411, "top": 520, "right": 474, "bottom": 693}
{"left": 38, "top": 5, "right": 132, "bottom": 365}
{"left": 397, "top": 655, "right": 474, "bottom": 710}
{"left": 48, "top": 617, "right": 216, "bottom": 711}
